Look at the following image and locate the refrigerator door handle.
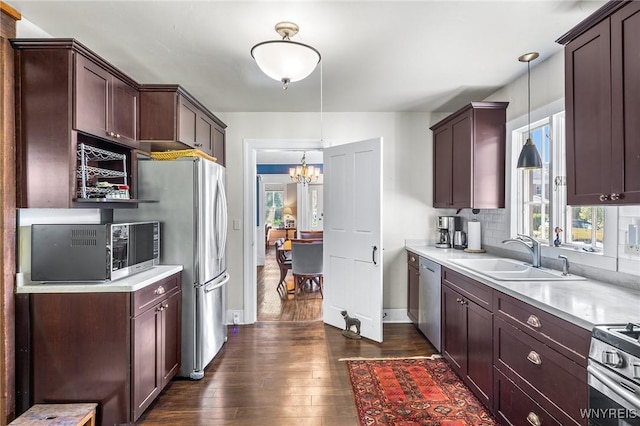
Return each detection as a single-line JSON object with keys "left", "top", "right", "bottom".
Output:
{"left": 204, "top": 273, "right": 230, "bottom": 293}
{"left": 216, "top": 177, "right": 228, "bottom": 260}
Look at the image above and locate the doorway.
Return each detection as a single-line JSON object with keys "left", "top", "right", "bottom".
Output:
{"left": 243, "top": 139, "right": 324, "bottom": 324}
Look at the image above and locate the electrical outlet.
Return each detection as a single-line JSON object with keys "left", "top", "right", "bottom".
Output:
{"left": 233, "top": 313, "right": 239, "bottom": 325}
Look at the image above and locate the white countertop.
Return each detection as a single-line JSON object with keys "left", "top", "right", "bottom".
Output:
{"left": 15, "top": 265, "right": 184, "bottom": 294}
{"left": 405, "top": 243, "right": 640, "bottom": 331}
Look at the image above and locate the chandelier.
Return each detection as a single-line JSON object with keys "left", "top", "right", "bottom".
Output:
{"left": 289, "top": 152, "right": 320, "bottom": 185}
{"left": 251, "top": 21, "right": 321, "bottom": 90}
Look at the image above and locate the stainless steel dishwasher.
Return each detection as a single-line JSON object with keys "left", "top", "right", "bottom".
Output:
{"left": 419, "top": 257, "right": 442, "bottom": 352}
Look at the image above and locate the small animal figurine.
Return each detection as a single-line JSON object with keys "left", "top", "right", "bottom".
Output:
{"left": 341, "top": 310, "right": 361, "bottom": 337}
{"left": 554, "top": 227, "right": 563, "bottom": 247}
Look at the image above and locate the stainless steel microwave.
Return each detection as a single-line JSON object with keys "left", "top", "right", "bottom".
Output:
{"left": 31, "top": 221, "right": 160, "bottom": 282}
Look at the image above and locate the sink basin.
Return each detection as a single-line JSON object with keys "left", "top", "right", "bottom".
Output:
{"left": 449, "top": 258, "right": 586, "bottom": 281}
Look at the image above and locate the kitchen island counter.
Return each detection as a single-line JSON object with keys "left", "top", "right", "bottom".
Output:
{"left": 405, "top": 242, "right": 640, "bottom": 330}
{"left": 15, "top": 264, "right": 183, "bottom": 294}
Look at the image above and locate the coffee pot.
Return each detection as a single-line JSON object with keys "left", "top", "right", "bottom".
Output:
{"left": 453, "top": 230, "right": 467, "bottom": 249}
{"left": 435, "top": 216, "right": 460, "bottom": 248}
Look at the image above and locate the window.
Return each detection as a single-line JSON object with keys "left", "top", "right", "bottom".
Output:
{"left": 514, "top": 110, "right": 604, "bottom": 250}
{"left": 264, "top": 190, "right": 284, "bottom": 227}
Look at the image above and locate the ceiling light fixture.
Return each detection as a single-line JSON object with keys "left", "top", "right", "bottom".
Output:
{"left": 516, "top": 52, "right": 543, "bottom": 169}
{"left": 251, "top": 21, "right": 321, "bottom": 90}
{"left": 290, "top": 152, "right": 320, "bottom": 185}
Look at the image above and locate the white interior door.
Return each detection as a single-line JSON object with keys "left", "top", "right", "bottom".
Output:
{"left": 323, "top": 138, "right": 383, "bottom": 342}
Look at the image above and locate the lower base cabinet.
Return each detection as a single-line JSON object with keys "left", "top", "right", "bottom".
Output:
{"left": 440, "top": 266, "right": 589, "bottom": 425}
{"left": 441, "top": 268, "right": 493, "bottom": 407}
{"left": 493, "top": 368, "right": 563, "bottom": 425}
{"left": 29, "top": 272, "right": 182, "bottom": 425}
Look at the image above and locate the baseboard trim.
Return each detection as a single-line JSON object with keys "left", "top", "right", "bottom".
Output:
{"left": 383, "top": 309, "right": 412, "bottom": 323}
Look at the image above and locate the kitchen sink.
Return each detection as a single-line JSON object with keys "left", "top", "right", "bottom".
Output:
{"left": 449, "top": 258, "right": 586, "bottom": 281}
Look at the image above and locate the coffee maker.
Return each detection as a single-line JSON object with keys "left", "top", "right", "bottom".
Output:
{"left": 436, "top": 216, "right": 461, "bottom": 248}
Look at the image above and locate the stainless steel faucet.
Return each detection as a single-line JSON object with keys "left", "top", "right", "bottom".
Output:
{"left": 558, "top": 255, "right": 569, "bottom": 275}
{"left": 502, "top": 234, "right": 541, "bottom": 268}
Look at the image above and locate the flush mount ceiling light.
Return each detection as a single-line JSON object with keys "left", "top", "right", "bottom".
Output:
{"left": 517, "top": 52, "right": 543, "bottom": 170}
{"left": 251, "top": 21, "right": 321, "bottom": 90}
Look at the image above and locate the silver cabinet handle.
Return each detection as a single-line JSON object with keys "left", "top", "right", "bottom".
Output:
{"left": 410, "top": 256, "right": 416, "bottom": 262}
{"left": 526, "top": 314, "right": 541, "bottom": 328}
{"left": 527, "top": 350, "right": 542, "bottom": 365}
{"left": 611, "top": 193, "right": 622, "bottom": 200}
{"left": 526, "top": 412, "right": 542, "bottom": 426}
{"left": 155, "top": 286, "right": 165, "bottom": 295}
{"left": 599, "top": 194, "right": 610, "bottom": 202}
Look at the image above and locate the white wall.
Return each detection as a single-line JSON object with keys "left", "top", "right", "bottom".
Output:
{"left": 222, "top": 111, "right": 438, "bottom": 316}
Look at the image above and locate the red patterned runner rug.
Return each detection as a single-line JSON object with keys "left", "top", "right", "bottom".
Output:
{"left": 345, "top": 356, "right": 500, "bottom": 426}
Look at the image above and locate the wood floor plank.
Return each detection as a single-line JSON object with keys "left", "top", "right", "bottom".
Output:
{"left": 136, "top": 247, "right": 438, "bottom": 425}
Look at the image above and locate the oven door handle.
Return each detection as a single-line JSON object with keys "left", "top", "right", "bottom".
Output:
{"left": 588, "top": 364, "right": 640, "bottom": 409}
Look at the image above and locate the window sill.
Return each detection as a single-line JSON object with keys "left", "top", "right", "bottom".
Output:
{"left": 541, "top": 244, "right": 616, "bottom": 273}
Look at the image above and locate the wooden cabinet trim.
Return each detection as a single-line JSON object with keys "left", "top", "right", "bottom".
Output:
{"left": 442, "top": 267, "right": 493, "bottom": 311}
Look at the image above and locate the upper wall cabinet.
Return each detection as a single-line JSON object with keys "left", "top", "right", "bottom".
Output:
{"left": 558, "top": 0, "right": 640, "bottom": 205}
{"left": 75, "top": 55, "right": 138, "bottom": 148}
{"left": 430, "top": 101, "right": 508, "bottom": 209}
{"left": 139, "top": 85, "right": 227, "bottom": 166}
{"left": 11, "top": 39, "right": 141, "bottom": 208}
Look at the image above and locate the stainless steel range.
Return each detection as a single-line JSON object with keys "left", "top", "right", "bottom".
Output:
{"left": 588, "top": 323, "right": 640, "bottom": 425}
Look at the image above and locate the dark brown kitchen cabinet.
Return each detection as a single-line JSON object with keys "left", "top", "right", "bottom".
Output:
{"left": 441, "top": 268, "right": 493, "bottom": 407}
{"left": 558, "top": 0, "right": 640, "bottom": 205}
{"left": 132, "top": 286, "right": 181, "bottom": 421}
{"left": 139, "top": 85, "right": 227, "bottom": 166}
{"left": 11, "top": 39, "right": 141, "bottom": 208}
{"left": 27, "top": 271, "right": 182, "bottom": 426}
{"left": 431, "top": 101, "right": 508, "bottom": 209}
{"left": 407, "top": 251, "right": 419, "bottom": 325}
{"left": 493, "top": 291, "right": 589, "bottom": 425}
{"left": 75, "top": 54, "right": 139, "bottom": 148}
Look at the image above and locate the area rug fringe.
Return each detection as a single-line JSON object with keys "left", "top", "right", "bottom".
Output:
{"left": 338, "top": 354, "right": 442, "bottom": 361}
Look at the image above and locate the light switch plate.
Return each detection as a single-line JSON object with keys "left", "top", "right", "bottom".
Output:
{"left": 233, "top": 219, "right": 241, "bottom": 230}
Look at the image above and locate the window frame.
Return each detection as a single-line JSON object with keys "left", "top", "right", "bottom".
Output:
{"left": 507, "top": 99, "right": 617, "bottom": 270}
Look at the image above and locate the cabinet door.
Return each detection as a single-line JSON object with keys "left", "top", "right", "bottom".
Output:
{"left": 178, "top": 97, "right": 198, "bottom": 147}
{"left": 565, "top": 19, "right": 612, "bottom": 205}
{"left": 132, "top": 303, "right": 161, "bottom": 421}
{"left": 75, "top": 54, "right": 110, "bottom": 139}
{"left": 196, "top": 114, "right": 214, "bottom": 156}
{"left": 213, "top": 124, "right": 226, "bottom": 166}
{"left": 611, "top": 1, "right": 640, "bottom": 203}
{"left": 441, "top": 284, "right": 466, "bottom": 375}
{"left": 450, "top": 112, "right": 472, "bottom": 208}
{"left": 111, "top": 77, "right": 139, "bottom": 148}
{"left": 433, "top": 126, "right": 453, "bottom": 207}
{"left": 466, "top": 299, "right": 493, "bottom": 406}
{"left": 161, "top": 290, "right": 181, "bottom": 384}
{"left": 407, "top": 264, "right": 419, "bottom": 325}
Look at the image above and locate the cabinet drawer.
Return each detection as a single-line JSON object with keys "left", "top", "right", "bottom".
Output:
{"left": 442, "top": 267, "right": 492, "bottom": 310}
{"left": 494, "top": 291, "right": 590, "bottom": 366}
{"left": 494, "top": 368, "right": 562, "bottom": 426}
{"left": 407, "top": 251, "right": 419, "bottom": 268}
{"left": 494, "top": 317, "right": 587, "bottom": 425}
{"left": 133, "top": 272, "right": 181, "bottom": 316}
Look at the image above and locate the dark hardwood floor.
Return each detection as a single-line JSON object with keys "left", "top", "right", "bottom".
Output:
{"left": 137, "top": 246, "right": 437, "bottom": 424}
{"left": 257, "top": 246, "right": 322, "bottom": 322}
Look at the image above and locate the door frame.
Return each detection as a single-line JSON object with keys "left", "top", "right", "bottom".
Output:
{"left": 242, "top": 138, "right": 325, "bottom": 324}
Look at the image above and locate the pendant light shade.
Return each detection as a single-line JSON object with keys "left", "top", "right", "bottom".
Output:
{"left": 517, "top": 138, "right": 542, "bottom": 169}
{"left": 517, "top": 52, "right": 542, "bottom": 170}
{"left": 251, "top": 22, "right": 321, "bottom": 89}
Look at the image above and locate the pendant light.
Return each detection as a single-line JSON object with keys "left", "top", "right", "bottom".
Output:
{"left": 516, "top": 52, "right": 542, "bottom": 169}
{"left": 251, "top": 22, "right": 321, "bottom": 90}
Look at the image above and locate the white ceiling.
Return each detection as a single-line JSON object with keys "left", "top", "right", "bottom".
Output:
{"left": 9, "top": 0, "right": 606, "bottom": 115}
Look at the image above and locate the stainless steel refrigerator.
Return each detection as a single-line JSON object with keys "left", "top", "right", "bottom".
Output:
{"left": 115, "top": 157, "right": 228, "bottom": 379}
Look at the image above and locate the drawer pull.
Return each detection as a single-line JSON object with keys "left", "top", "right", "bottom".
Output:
{"left": 155, "top": 286, "right": 165, "bottom": 295}
{"left": 526, "top": 314, "right": 541, "bottom": 328}
{"left": 526, "top": 412, "right": 542, "bottom": 426}
{"left": 410, "top": 256, "right": 416, "bottom": 262}
{"left": 527, "top": 351, "right": 542, "bottom": 365}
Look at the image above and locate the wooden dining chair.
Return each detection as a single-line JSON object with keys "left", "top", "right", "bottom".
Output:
{"left": 274, "top": 239, "right": 292, "bottom": 299}
{"left": 291, "top": 241, "right": 323, "bottom": 299}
